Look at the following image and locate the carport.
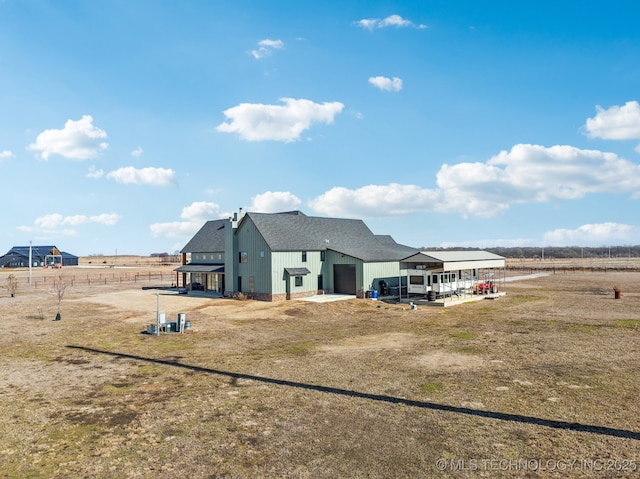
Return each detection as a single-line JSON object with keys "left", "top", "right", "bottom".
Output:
{"left": 400, "top": 251, "right": 506, "bottom": 305}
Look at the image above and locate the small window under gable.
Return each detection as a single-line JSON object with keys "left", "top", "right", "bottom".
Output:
{"left": 301, "top": 251, "right": 307, "bottom": 262}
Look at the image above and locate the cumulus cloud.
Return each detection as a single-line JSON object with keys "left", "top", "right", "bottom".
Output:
{"left": 251, "top": 38, "right": 284, "bottom": 59}
{"left": 106, "top": 166, "right": 176, "bottom": 186}
{"left": 0, "top": 150, "right": 14, "bottom": 159}
{"left": 584, "top": 101, "right": 640, "bottom": 140}
{"left": 368, "top": 76, "right": 403, "bottom": 92}
{"left": 354, "top": 14, "right": 427, "bottom": 30}
{"left": 33, "top": 212, "right": 121, "bottom": 232}
{"left": 250, "top": 191, "right": 301, "bottom": 212}
{"left": 150, "top": 201, "right": 223, "bottom": 238}
{"left": 543, "top": 223, "right": 639, "bottom": 246}
{"left": 308, "top": 144, "right": 640, "bottom": 219}
{"left": 216, "top": 98, "right": 344, "bottom": 142}
{"left": 131, "top": 146, "right": 143, "bottom": 157}
{"left": 437, "top": 144, "right": 640, "bottom": 217}
{"left": 89, "top": 213, "right": 121, "bottom": 225}
{"left": 86, "top": 166, "right": 104, "bottom": 179}
{"left": 27, "top": 115, "right": 108, "bottom": 160}
{"left": 309, "top": 183, "right": 441, "bottom": 217}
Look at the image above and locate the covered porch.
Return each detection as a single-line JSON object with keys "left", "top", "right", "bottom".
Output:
{"left": 174, "top": 264, "right": 225, "bottom": 293}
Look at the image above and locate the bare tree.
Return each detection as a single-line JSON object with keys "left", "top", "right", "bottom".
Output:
{"left": 53, "top": 274, "right": 67, "bottom": 321}
{"left": 5, "top": 274, "right": 18, "bottom": 298}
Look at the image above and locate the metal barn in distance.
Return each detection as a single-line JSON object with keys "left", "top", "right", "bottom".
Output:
{"left": 0, "top": 245, "right": 79, "bottom": 268}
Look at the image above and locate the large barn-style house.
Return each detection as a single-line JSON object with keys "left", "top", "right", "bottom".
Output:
{"left": 176, "top": 209, "right": 505, "bottom": 304}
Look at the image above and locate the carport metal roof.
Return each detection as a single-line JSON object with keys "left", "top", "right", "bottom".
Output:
{"left": 401, "top": 251, "right": 505, "bottom": 271}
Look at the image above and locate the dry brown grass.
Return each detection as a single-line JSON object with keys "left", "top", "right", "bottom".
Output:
{"left": 1, "top": 263, "right": 639, "bottom": 478}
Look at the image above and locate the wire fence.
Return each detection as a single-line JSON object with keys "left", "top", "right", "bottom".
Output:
{"left": 20, "top": 271, "right": 176, "bottom": 289}
{"left": 506, "top": 260, "right": 640, "bottom": 274}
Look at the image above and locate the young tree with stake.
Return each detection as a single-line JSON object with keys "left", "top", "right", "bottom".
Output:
{"left": 53, "top": 274, "right": 67, "bottom": 321}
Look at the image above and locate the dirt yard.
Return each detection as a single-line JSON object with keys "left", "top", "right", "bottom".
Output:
{"left": 1, "top": 263, "right": 639, "bottom": 478}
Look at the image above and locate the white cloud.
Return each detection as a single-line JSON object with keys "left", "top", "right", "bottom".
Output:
{"left": 86, "top": 166, "right": 104, "bottom": 179}
{"left": 131, "top": 146, "right": 143, "bottom": 157}
{"left": 309, "top": 144, "right": 640, "bottom": 219}
{"left": 89, "top": 213, "right": 121, "bottom": 225}
{"left": 543, "top": 223, "right": 639, "bottom": 246}
{"left": 437, "top": 144, "right": 640, "bottom": 217}
{"left": 0, "top": 150, "right": 14, "bottom": 159}
{"left": 34, "top": 214, "right": 66, "bottom": 229}
{"left": 106, "top": 166, "right": 176, "bottom": 186}
{"left": 150, "top": 201, "right": 222, "bottom": 238}
{"left": 33, "top": 212, "right": 121, "bottom": 231}
{"left": 251, "top": 38, "right": 284, "bottom": 59}
{"left": 585, "top": 101, "right": 640, "bottom": 140}
{"left": 250, "top": 191, "right": 301, "bottom": 212}
{"left": 368, "top": 76, "right": 403, "bottom": 92}
{"left": 216, "top": 98, "right": 344, "bottom": 142}
{"left": 354, "top": 14, "right": 427, "bottom": 30}
{"left": 309, "top": 183, "right": 441, "bottom": 218}
{"left": 27, "top": 115, "right": 108, "bottom": 160}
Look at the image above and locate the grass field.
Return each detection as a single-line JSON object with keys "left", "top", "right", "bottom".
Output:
{"left": 1, "top": 261, "right": 639, "bottom": 478}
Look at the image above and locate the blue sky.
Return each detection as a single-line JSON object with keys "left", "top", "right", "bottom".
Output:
{"left": 2, "top": 1, "right": 640, "bottom": 256}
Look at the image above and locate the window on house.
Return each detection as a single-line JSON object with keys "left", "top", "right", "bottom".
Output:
{"left": 249, "top": 276, "right": 255, "bottom": 293}
{"left": 260, "top": 250, "right": 265, "bottom": 258}
{"left": 320, "top": 250, "right": 325, "bottom": 262}
{"left": 295, "top": 276, "right": 303, "bottom": 287}
{"left": 239, "top": 252, "right": 247, "bottom": 263}
{"left": 301, "top": 251, "right": 307, "bottom": 262}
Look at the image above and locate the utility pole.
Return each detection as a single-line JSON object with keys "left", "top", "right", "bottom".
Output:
{"left": 156, "top": 293, "right": 160, "bottom": 336}
{"left": 29, "top": 241, "right": 32, "bottom": 285}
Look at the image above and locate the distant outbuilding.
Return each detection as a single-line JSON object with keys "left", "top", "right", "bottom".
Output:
{"left": 0, "top": 246, "right": 78, "bottom": 268}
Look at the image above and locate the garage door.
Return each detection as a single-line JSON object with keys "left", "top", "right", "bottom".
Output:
{"left": 333, "top": 264, "right": 356, "bottom": 294}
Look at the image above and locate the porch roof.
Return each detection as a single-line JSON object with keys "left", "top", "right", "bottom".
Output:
{"left": 284, "top": 267, "right": 311, "bottom": 276}
{"left": 174, "top": 264, "right": 225, "bottom": 273}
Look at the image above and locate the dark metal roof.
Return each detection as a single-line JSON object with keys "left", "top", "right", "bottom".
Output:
{"left": 180, "top": 219, "right": 226, "bottom": 253}
{"left": 284, "top": 267, "right": 311, "bottom": 275}
{"left": 5, "top": 246, "right": 77, "bottom": 259}
{"left": 244, "top": 212, "right": 418, "bottom": 262}
{"left": 174, "top": 264, "right": 225, "bottom": 273}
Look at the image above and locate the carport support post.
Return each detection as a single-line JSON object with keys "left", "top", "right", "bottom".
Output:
{"left": 156, "top": 293, "right": 160, "bottom": 336}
